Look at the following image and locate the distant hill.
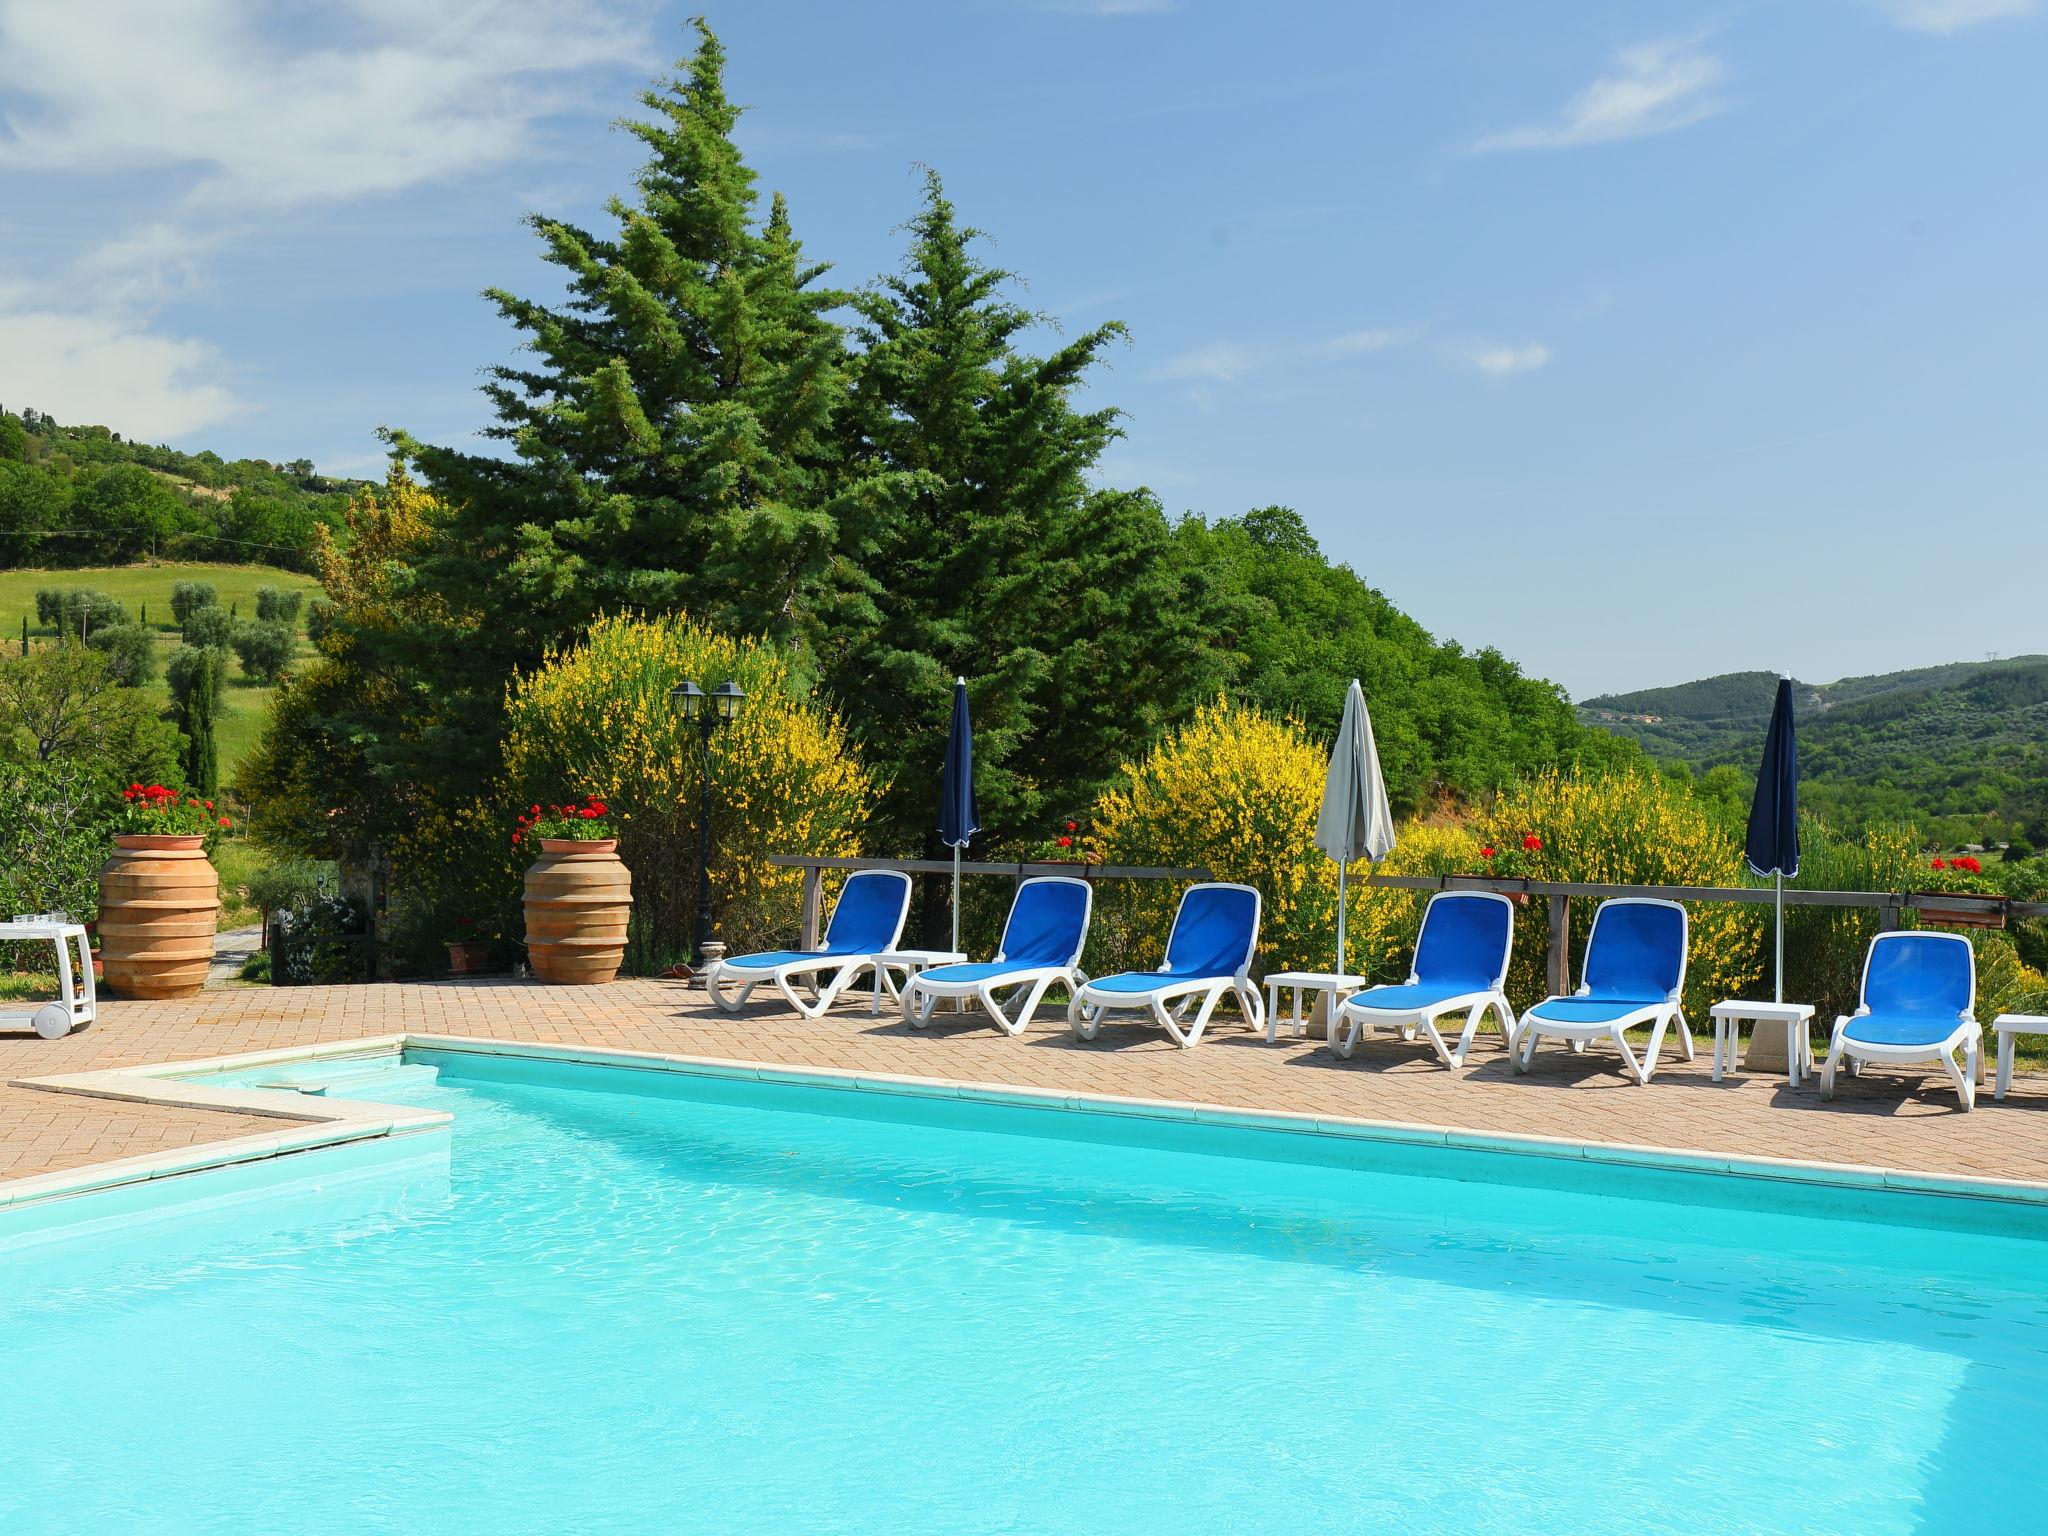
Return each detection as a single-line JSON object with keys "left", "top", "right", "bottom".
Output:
{"left": 0, "top": 404, "right": 370, "bottom": 572}
{"left": 1579, "top": 657, "right": 2048, "bottom": 845}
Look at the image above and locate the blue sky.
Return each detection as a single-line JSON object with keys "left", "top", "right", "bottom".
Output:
{"left": 2, "top": 0, "right": 2043, "bottom": 696}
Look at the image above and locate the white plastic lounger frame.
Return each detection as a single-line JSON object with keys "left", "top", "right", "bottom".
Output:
{"left": 705, "top": 869, "right": 913, "bottom": 1022}
{"left": 1331, "top": 891, "right": 1519, "bottom": 1069}
{"left": 1514, "top": 896, "right": 1694, "bottom": 1086}
{"left": 1068, "top": 882, "right": 1265, "bottom": 1049}
{"left": 904, "top": 876, "right": 1093, "bottom": 1037}
{"left": 1820, "top": 930, "right": 1981, "bottom": 1112}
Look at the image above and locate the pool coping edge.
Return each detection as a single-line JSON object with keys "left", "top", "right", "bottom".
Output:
{"left": 9, "top": 1030, "right": 2048, "bottom": 1213}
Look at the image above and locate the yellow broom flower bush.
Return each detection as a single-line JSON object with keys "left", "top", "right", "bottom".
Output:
{"left": 1471, "top": 768, "right": 1764, "bottom": 1019}
{"left": 501, "top": 614, "right": 876, "bottom": 966}
{"left": 1085, "top": 697, "right": 1474, "bottom": 982}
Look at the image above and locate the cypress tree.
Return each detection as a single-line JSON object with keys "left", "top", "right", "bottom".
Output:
{"left": 168, "top": 645, "right": 225, "bottom": 796}
{"left": 384, "top": 19, "right": 878, "bottom": 788}
{"left": 830, "top": 173, "right": 1225, "bottom": 861}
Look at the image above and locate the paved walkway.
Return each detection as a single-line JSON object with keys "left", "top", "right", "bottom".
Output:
{"left": 4, "top": 979, "right": 2046, "bottom": 1189}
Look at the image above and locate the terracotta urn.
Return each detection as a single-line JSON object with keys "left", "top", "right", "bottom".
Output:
{"left": 523, "top": 838, "right": 632, "bottom": 984}
{"left": 97, "top": 834, "right": 220, "bottom": 999}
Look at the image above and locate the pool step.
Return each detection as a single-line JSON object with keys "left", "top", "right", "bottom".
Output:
{"left": 252, "top": 1061, "right": 442, "bottom": 1099}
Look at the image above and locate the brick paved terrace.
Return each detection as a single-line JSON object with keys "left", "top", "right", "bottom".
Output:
{"left": 6, "top": 977, "right": 2048, "bottom": 1190}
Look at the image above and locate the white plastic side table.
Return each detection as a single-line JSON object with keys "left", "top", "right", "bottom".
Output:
{"left": 870, "top": 949, "right": 968, "bottom": 1017}
{"left": 0, "top": 917, "right": 95, "bottom": 1039}
{"left": 1993, "top": 1014, "right": 2048, "bottom": 1101}
{"left": 1262, "top": 971, "right": 1368, "bottom": 1044}
{"left": 1710, "top": 1000, "right": 1815, "bottom": 1085}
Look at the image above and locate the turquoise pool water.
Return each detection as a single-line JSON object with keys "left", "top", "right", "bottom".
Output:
{"left": 4, "top": 1049, "right": 2047, "bottom": 1535}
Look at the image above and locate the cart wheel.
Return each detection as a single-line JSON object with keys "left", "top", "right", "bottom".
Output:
{"left": 33, "top": 1002, "right": 74, "bottom": 1040}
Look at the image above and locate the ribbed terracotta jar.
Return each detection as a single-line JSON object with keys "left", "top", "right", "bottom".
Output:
{"left": 523, "top": 838, "right": 632, "bottom": 984}
{"left": 97, "top": 834, "right": 220, "bottom": 999}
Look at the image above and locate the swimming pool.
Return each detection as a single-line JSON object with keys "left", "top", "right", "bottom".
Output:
{"left": 5, "top": 1043, "right": 2046, "bottom": 1534}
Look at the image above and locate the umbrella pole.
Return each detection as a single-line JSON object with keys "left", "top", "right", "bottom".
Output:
{"left": 1774, "top": 872, "right": 1784, "bottom": 1005}
{"left": 1336, "top": 861, "right": 1348, "bottom": 978}
{"left": 951, "top": 846, "right": 962, "bottom": 954}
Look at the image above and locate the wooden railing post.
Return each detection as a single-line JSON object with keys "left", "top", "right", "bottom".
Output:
{"left": 1547, "top": 893, "right": 1571, "bottom": 996}
{"left": 799, "top": 866, "right": 823, "bottom": 950}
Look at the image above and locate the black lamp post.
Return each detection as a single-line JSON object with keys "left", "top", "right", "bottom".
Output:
{"left": 669, "top": 677, "right": 747, "bottom": 966}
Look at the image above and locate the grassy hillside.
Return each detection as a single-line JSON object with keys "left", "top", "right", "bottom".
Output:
{"left": 0, "top": 561, "right": 319, "bottom": 638}
{"left": 1, "top": 562, "right": 319, "bottom": 782}
{"left": 1579, "top": 656, "right": 2048, "bottom": 846}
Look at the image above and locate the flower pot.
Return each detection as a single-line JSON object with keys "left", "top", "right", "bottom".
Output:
{"left": 97, "top": 833, "right": 219, "bottom": 999}
{"left": 524, "top": 840, "right": 632, "bottom": 984}
{"left": 446, "top": 939, "right": 496, "bottom": 976}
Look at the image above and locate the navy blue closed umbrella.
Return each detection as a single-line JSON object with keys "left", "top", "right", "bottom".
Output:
{"left": 938, "top": 677, "right": 980, "bottom": 951}
{"left": 1745, "top": 675, "right": 1800, "bottom": 1002}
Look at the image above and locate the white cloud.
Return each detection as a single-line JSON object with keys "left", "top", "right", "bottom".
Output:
{"left": 1148, "top": 328, "right": 1406, "bottom": 384}
{"left": 1458, "top": 342, "right": 1551, "bottom": 378}
{"left": 1147, "top": 342, "right": 1261, "bottom": 383}
{"left": 0, "top": 309, "right": 243, "bottom": 437}
{"left": 1870, "top": 0, "right": 2039, "bottom": 31}
{"left": 1469, "top": 36, "right": 1725, "bottom": 153}
{"left": 0, "top": 0, "right": 649, "bottom": 208}
{"left": 1323, "top": 329, "right": 1399, "bottom": 355}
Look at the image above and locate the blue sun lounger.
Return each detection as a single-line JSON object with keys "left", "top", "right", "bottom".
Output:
{"left": 706, "top": 869, "right": 912, "bottom": 1021}
{"left": 1068, "top": 882, "right": 1265, "bottom": 1048}
{"left": 1331, "top": 891, "right": 1518, "bottom": 1068}
{"left": 1514, "top": 896, "right": 1694, "bottom": 1085}
{"left": 904, "top": 875, "right": 1093, "bottom": 1036}
{"left": 1820, "top": 930, "right": 1981, "bottom": 1111}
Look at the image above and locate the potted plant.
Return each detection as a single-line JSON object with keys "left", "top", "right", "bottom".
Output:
{"left": 446, "top": 917, "right": 496, "bottom": 976}
{"left": 517, "top": 796, "right": 632, "bottom": 984}
{"left": 1914, "top": 855, "right": 2008, "bottom": 929}
{"left": 98, "top": 783, "right": 230, "bottom": 998}
{"left": 1023, "top": 819, "right": 1087, "bottom": 865}
{"left": 1458, "top": 834, "right": 1543, "bottom": 903}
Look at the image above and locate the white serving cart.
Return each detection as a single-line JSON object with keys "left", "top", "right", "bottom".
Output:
{"left": 0, "top": 914, "right": 96, "bottom": 1039}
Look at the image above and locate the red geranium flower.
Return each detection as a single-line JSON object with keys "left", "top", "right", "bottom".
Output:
{"left": 1931, "top": 858, "right": 1946, "bottom": 870}
{"left": 217, "top": 816, "right": 232, "bottom": 829}
{"left": 1523, "top": 834, "right": 1543, "bottom": 851}
{"left": 1065, "top": 820, "right": 1077, "bottom": 832}
{"left": 1057, "top": 835, "right": 1073, "bottom": 848}
{"left": 1956, "top": 855, "right": 1982, "bottom": 873}
{"left": 1480, "top": 846, "right": 1497, "bottom": 860}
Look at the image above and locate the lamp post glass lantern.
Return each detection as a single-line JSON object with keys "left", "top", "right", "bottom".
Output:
{"left": 670, "top": 678, "right": 746, "bottom": 965}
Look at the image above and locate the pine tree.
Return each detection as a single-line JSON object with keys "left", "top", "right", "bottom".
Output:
{"left": 830, "top": 173, "right": 1224, "bottom": 863}
{"left": 383, "top": 19, "right": 876, "bottom": 786}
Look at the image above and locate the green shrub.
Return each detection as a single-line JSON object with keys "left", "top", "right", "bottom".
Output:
{"left": 245, "top": 855, "right": 325, "bottom": 917}
{"left": 182, "top": 605, "right": 232, "bottom": 648}
{"left": 255, "top": 586, "right": 304, "bottom": 626}
{"left": 0, "top": 760, "right": 118, "bottom": 920}
{"left": 86, "top": 621, "right": 157, "bottom": 686}
{"left": 170, "top": 581, "right": 217, "bottom": 625}
{"left": 230, "top": 619, "right": 294, "bottom": 684}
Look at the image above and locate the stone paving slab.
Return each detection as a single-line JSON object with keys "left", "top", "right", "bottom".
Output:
{"left": 5, "top": 978, "right": 2047, "bottom": 1188}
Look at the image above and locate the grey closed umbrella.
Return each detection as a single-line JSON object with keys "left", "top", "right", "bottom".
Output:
{"left": 1316, "top": 679, "right": 1397, "bottom": 977}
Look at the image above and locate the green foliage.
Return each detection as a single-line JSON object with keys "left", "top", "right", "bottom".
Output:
{"left": 244, "top": 855, "right": 325, "bottom": 917}
{"left": 382, "top": 18, "right": 867, "bottom": 797}
{"left": 830, "top": 172, "right": 1222, "bottom": 861}
{"left": 0, "top": 407, "right": 359, "bottom": 571}
{"left": 182, "top": 604, "right": 232, "bottom": 648}
{"left": 171, "top": 580, "right": 217, "bottom": 624}
{"left": 36, "top": 587, "right": 128, "bottom": 636}
{"left": 1183, "top": 506, "right": 1629, "bottom": 813}
{"left": 1582, "top": 656, "right": 2048, "bottom": 847}
{"left": 229, "top": 619, "right": 295, "bottom": 684}
{"left": 0, "top": 760, "right": 117, "bottom": 920}
{"left": 0, "top": 644, "right": 177, "bottom": 783}
{"left": 167, "top": 644, "right": 228, "bottom": 796}
{"left": 254, "top": 585, "right": 304, "bottom": 626}
{"left": 86, "top": 621, "right": 157, "bottom": 686}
